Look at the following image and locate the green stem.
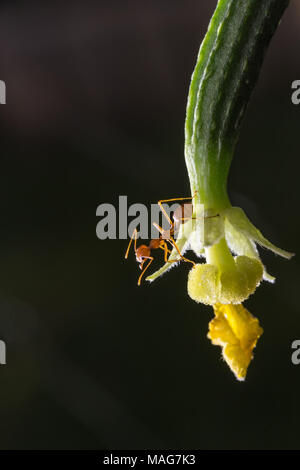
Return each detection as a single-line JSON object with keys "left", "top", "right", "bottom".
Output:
{"left": 206, "top": 237, "right": 236, "bottom": 271}
{"left": 185, "top": 0, "right": 289, "bottom": 212}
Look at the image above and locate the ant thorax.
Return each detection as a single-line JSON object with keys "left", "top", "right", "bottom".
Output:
{"left": 149, "top": 239, "right": 163, "bottom": 250}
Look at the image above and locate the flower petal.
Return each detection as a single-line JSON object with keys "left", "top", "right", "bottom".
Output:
{"left": 187, "top": 256, "right": 263, "bottom": 305}
{"left": 224, "top": 207, "right": 294, "bottom": 259}
{"left": 208, "top": 303, "right": 263, "bottom": 380}
{"left": 224, "top": 216, "right": 275, "bottom": 283}
{"left": 188, "top": 264, "right": 219, "bottom": 304}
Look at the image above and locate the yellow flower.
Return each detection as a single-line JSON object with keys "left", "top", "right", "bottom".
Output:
{"left": 187, "top": 237, "right": 263, "bottom": 305}
{"left": 134, "top": 0, "right": 293, "bottom": 381}
{"left": 146, "top": 203, "right": 292, "bottom": 380}
{"left": 147, "top": 206, "right": 293, "bottom": 306}
{"left": 208, "top": 303, "right": 263, "bottom": 381}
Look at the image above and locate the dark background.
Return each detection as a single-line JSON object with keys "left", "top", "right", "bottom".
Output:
{"left": 0, "top": 0, "right": 299, "bottom": 450}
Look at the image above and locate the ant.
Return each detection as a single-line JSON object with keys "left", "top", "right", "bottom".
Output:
{"left": 153, "top": 196, "right": 195, "bottom": 240}
{"left": 125, "top": 227, "right": 194, "bottom": 286}
{"left": 154, "top": 195, "right": 219, "bottom": 239}
{"left": 125, "top": 195, "right": 205, "bottom": 286}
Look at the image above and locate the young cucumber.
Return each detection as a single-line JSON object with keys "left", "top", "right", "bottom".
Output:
{"left": 185, "top": 0, "right": 289, "bottom": 211}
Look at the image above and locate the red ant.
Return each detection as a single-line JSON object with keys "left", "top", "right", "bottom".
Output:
{"left": 125, "top": 195, "right": 200, "bottom": 286}
{"left": 125, "top": 195, "right": 220, "bottom": 285}
{"left": 153, "top": 195, "right": 219, "bottom": 239}
{"left": 125, "top": 228, "right": 194, "bottom": 286}
{"left": 153, "top": 196, "right": 195, "bottom": 240}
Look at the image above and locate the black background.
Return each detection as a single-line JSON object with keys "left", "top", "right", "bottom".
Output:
{"left": 0, "top": 0, "right": 299, "bottom": 450}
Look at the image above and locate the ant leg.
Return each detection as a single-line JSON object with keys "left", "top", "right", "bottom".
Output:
{"left": 154, "top": 223, "right": 195, "bottom": 267}
{"left": 157, "top": 193, "right": 197, "bottom": 227}
{"left": 154, "top": 223, "right": 176, "bottom": 244}
{"left": 159, "top": 241, "right": 172, "bottom": 263}
{"left": 125, "top": 228, "right": 138, "bottom": 259}
{"left": 169, "top": 235, "right": 195, "bottom": 267}
{"left": 159, "top": 241, "right": 183, "bottom": 264}
{"left": 179, "top": 214, "right": 220, "bottom": 221}
{"left": 138, "top": 257, "right": 154, "bottom": 286}
{"left": 153, "top": 222, "right": 172, "bottom": 240}
{"left": 161, "top": 242, "right": 185, "bottom": 265}
{"left": 157, "top": 193, "right": 197, "bottom": 206}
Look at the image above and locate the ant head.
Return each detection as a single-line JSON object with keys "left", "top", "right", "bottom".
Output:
{"left": 135, "top": 245, "right": 150, "bottom": 263}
